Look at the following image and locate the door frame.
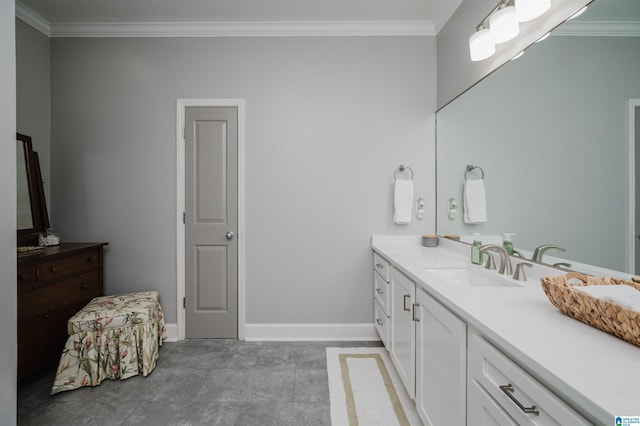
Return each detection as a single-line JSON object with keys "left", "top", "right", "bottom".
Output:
{"left": 176, "top": 99, "right": 246, "bottom": 340}
{"left": 627, "top": 99, "right": 640, "bottom": 274}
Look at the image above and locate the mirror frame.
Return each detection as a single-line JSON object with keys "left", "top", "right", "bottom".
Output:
{"left": 17, "top": 133, "right": 49, "bottom": 246}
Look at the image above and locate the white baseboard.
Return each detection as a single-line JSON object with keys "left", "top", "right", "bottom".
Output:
{"left": 164, "top": 323, "right": 179, "bottom": 342}
{"left": 243, "top": 323, "right": 380, "bottom": 341}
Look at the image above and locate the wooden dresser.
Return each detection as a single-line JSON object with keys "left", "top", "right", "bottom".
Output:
{"left": 17, "top": 242, "right": 108, "bottom": 381}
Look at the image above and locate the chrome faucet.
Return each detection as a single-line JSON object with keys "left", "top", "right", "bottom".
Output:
{"left": 480, "top": 244, "right": 512, "bottom": 275}
{"left": 532, "top": 244, "right": 565, "bottom": 263}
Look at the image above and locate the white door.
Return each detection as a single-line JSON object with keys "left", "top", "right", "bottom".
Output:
{"left": 184, "top": 106, "right": 238, "bottom": 338}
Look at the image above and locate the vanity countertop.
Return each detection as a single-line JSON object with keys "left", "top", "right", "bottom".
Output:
{"left": 372, "top": 235, "right": 640, "bottom": 425}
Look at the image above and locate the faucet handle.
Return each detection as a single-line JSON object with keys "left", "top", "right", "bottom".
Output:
{"left": 513, "top": 262, "right": 533, "bottom": 281}
{"left": 484, "top": 252, "right": 496, "bottom": 270}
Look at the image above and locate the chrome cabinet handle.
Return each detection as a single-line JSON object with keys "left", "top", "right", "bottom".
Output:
{"left": 376, "top": 319, "right": 383, "bottom": 326}
{"left": 499, "top": 384, "right": 540, "bottom": 416}
{"left": 226, "top": 231, "right": 234, "bottom": 240}
{"left": 376, "top": 288, "right": 383, "bottom": 295}
{"left": 375, "top": 262, "right": 384, "bottom": 269}
{"left": 412, "top": 303, "right": 420, "bottom": 322}
{"left": 403, "top": 294, "right": 411, "bottom": 311}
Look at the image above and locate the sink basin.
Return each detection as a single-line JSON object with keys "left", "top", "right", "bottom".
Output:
{"left": 423, "top": 268, "right": 523, "bottom": 288}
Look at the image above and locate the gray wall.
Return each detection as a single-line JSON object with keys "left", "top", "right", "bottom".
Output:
{"left": 16, "top": 19, "right": 51, "bottom": 205}
{"left": 50, "top": 36, "right": 436, "bottom": 324}
{"left": 1, "top": 0, "right": 17, "bottom": 422}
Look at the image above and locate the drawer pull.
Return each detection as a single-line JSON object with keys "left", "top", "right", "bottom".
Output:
{"left": 375, "top": 262, "right": 384, "bottom": 269}
{"left": 376, "top": 319, "right": 384, "bottom": 326}
{"left": 49, "top": 266, "right": 57, "bottom": 273}
{"left": 87, "top": 256, "right": 96, "bottom": 263}
{"left": 412, "top": 303, "right": 420, "bottom": 322}
{"left": 18, "top": 273, "right": 31, "bottom": 281}
{"left": 403, "top": 294, "right": 411, "bottom": 311}
{"left": 375, "top": 288, "right": 383, "bottom": 295}
{"left": 80, "top": 283, "right": 89, "bottom": 289}
{"left": 499, "top": 384, "right": 540, "bottom": 416}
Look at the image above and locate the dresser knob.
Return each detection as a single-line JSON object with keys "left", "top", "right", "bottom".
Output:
{"left": 50, "top": 266, "right": 57, "bottom": 273}
{"left": 81, "top": 283, "right": 89, "bottom": 289}
{"left": 18, "top": 273, "right": 30, "bottom": 281}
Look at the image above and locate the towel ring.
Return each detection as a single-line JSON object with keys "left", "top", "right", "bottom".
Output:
{"left": 394, "top": 165, "right": 414, "bottom": 181}
{"left": 465, "top": 165, "right": 484, "bottom": 181}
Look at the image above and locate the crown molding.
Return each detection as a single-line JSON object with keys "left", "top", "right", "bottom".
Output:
{"left": 14, "top": 2, "right": 434, "bottom": 38}
{"left": 554, "top": 20, "right": 640, "bottom": 37}
{"left": 15, "top": 1, "right": 50, "bottom": 36}
{"left": 48, "top": 20, "right": 435, "bottom": 37}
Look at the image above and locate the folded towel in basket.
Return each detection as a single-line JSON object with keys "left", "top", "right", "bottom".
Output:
{"left": 463, "top": 179, "right": 487, "bottom": 224}
{"left": 393, "top": 179, "right": 413, "bottom": 225}
{"left": 574, "top": 284, "right": 640, "bottom": 312}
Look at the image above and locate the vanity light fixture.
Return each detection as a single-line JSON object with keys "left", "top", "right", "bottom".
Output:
{"left": 469, "top": 28, "right": 496, "bottom": 61}
{"left": 535, "top": 32, "right": 551, "bottom": 43}
{"left": 568, "top": 5, "right": 588, "bottom": 20}
{"left": 469, "top": 0, "right": 553, "bottom": 62}
{"left": 510, "top": 51, "right": 525, "bottom": 61}
{"left": 490, "top": 3, "right": 520, "bottom": 44}
{"left": 515, "top": 0, "right": 551, "bottom": 22}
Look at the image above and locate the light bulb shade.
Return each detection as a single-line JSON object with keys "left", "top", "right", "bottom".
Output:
{"left": 469, "top": 29, "right": 495, "bottom": 61}
{"left": 490, "top": 6, "right": 519, "bottom": 44}
{"left": 515, "top": 0, "right": 551, "bottom": 22}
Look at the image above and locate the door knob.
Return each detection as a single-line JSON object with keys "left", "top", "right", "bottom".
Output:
{"left": 226, "top": 231, "right": 234, "bottom": 240}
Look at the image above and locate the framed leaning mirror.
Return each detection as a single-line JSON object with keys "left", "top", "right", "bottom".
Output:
{"left": 17, "top": 133, "right": 49, "bottom": 246}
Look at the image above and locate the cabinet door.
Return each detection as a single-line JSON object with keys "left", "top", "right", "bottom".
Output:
{"left": 415, "top": 287, "right": 467, "bottom": 426}
{"left": 390, "top": 267, "right": 416, "bottom": 398}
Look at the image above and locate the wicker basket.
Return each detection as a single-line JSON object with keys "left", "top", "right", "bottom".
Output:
{"left": 540, "top": 272, "right": 640, "bottom": 347}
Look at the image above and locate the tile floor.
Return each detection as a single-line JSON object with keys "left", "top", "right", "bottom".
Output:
{"left": 18, "top": 340, "right": 382, "bottom": 426}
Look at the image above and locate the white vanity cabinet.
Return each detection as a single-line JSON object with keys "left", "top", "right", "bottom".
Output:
{"left": 390, "top": 266, "right": 416, "bottom": 399}
{"left": 415, "top": 286, "right": 467, "bottom": 426}
{"left": 373, "top": 252, "right": 391, "bottom": 347}
{"left": 467, "top": 333, "right": 591, "bottom": 426}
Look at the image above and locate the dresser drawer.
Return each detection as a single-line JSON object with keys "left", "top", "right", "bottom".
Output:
{"left": 18, "top": 270, "right": 100, "bottom": 327}
{"left": 468, "top": 334, "right": 590, "bottom": 425}
{"left": 17, "top": 264, "right": 37, "bottom": 285}
{"left": 39, "top": 249, "right": 100, "bottom": 281}
{"left": 374, "top": 271, "right": 390, "bottom": 314}
{"left": 374, "top": 299, "right": 389, "bottom": 348}
{"left": 373, "top": 252, "right": 390, "bottom": 282}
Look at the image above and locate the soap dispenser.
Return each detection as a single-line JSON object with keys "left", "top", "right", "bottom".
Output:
{"left": 503, "top": 233, "right": 515, "bottom": 255}
{"left": 471, "top": 233, "right": 483, "bottom": 265}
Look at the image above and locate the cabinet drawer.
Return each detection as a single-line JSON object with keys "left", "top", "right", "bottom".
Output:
{"left": 468, "top": 334, "right": 590, "bottom": 425}
{"left": 17, "top": 264, "right": 37, "bottom": 285}
{"left": 374, "top": 271, "right": 390, "bottom": 314}
{"left": 373, "top": 252, "right": 390, "bottom": 283}
{"left": 18, "top": 270, "right": 100, "bottom": 327}
{"left": 374, "top": 299, "right": 389, "bottom": 348}
{"left": 468, "top": 379, "right": 518, "bottom": 426}
{"left": 39, "top": 249, "right": 100, "bottom": 281}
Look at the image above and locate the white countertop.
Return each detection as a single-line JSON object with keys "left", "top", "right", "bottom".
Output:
{"left": 372, "top": 235, "right": 640, "bottom": 425}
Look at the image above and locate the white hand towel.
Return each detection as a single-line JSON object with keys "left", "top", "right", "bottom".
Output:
{"left": 393, "top": 179, "right": 413, "bottom": 225}
{"left": 574, "top": 285, "right": 640, "bottom": 312}
{"left": 463, "top": 179, "right": 487, "bottom": 224}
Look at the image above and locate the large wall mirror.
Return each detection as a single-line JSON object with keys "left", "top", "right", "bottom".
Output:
{"left": 17, "top": 133, "right": 49, "bottom": 246}
{"left": 436, "top": 0, "right": 640, "bottom": 275}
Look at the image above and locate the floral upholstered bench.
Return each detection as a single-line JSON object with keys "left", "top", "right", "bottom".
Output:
{"left": 51, "top": 291, "right": 167, "bottom": 395}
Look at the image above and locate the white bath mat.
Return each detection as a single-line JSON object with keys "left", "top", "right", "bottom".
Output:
{"left": 326, "top": 347, "right": 422, "bottom": 426}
